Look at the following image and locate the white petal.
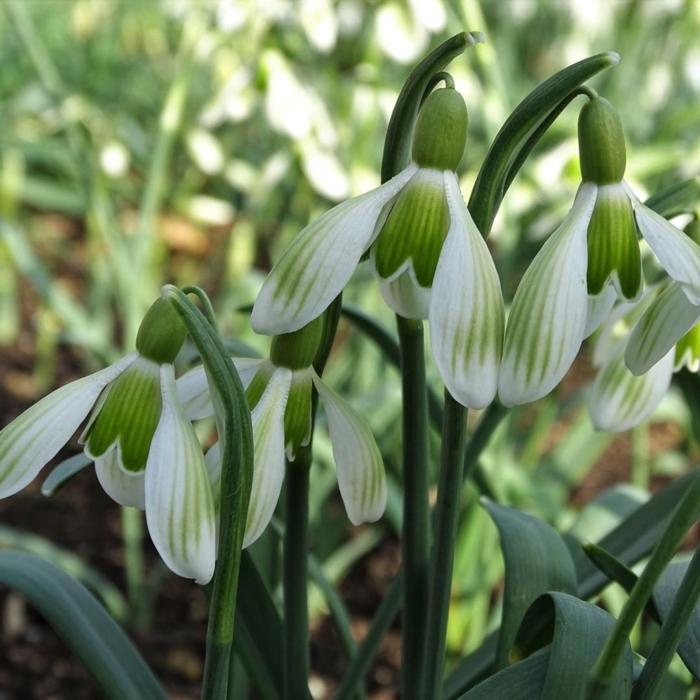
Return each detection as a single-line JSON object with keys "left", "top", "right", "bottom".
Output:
{"left": 584, "top": 286, "right": 617, "bottom": 339}
{"left": 177, "top": 358, "right": 264, "bottom": 420}
{"left": 94, "top": 449, "right": 145, "bottom": 509}
{"left": 244, "top": 367, "right": 292, "bottom": 548}
{"left": 145, "top": 365, "right": 216, "bottom": 584}
{"left": 313, "top": 373, "right": 386, "bottom": 525}
{"left": 498, "top": 183, "right": 598, "bottom": 406}
{"left": 379, "top": 266, "right": 431, "bottom": 319}
{"left": 0, "top": 353, "right": 137, "bottom": 499}
{"left": 625, "top": 282, "right": 700, "bottom": 375}
{"left": 429, "top": 172, "right": 504, "bottom": 408}
{"left": 589, "top": 349, "right": 674, "bottom": 432}
{"left": 628, "top": 185, "right": 700, "bottom": 305}
{"left": 251, "top": 164, "right": 418, "bottom": 335}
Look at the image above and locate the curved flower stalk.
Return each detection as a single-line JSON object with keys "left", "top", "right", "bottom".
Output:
{"left": 0, "top": 299, "right": 216, "bottom": 584}
{"left": 251, "top": 86, "right": 504, "bottom": 409}
{"left": 499, "top": 96, "right": 700, "bottom": 406}
{"left": 178, "top": 314, "right": 387, "bottom": 548}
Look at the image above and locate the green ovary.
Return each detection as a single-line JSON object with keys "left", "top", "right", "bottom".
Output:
{"left": 373, "top": 169, "right": 449, "bottom": 288}
{"left": 587, "top": 186, "right": 641, "bottom": 299}
{"left": 86, "top": 358, "right": 162, "bottom": 472}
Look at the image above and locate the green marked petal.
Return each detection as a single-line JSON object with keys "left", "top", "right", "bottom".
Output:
{"left": 0, "top": 353, "right": 137, "bottom": 499}
{"left": 589, "top": 349, "right": 674, "bottom": 432}
{"left": 379, "top": 269, "right": 431, "bottom": 319}
{"left": 312, "top": 372, "right": 386, "bottom": 525}
{"left": 628, "top": 184, "right": 700, "bottom": 306}
{"left": 586, "top": 183, "right": 642, "bottom": 300}
{"left": 251, "top": 164, "right": 417, "bottom": 335}
{"left": 246, "top": 360, "right": 275, "bottom": 411}
{"left": 675, "top": 322, "right": 700, "bottom": 372}
{"left": 245, "top": 368, "right": 292, "bottom": 548}
{"left": 85, "top": 356, "right": 162, "bottom": 473}
{"left": 429, "top": 171, "right": 504, "bottom": 408}
{"left": 625, "top": 282, "right": 700, "bottom": 375}
{"left": 373, "top": 167, "right": 449, "bottom": 288}
{"left": 499, "top": 183, "right": 598, "bottom": 406}
{"left": 283, "top": 368, "right": 313, "bottom": 461}
{"left": 94, "top": 449, "right": 145, "bottom": 509}
{"left": 145, "top": 364, "right": 216, "bottom": 584}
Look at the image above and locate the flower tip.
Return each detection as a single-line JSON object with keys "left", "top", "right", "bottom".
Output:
{"left": 160, "top": 283, "right": 178, "bottom": 299}
{"left": 606, "top": 51, "right": 621, "bottom": 66}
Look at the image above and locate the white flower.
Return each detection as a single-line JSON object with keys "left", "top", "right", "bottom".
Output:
{"left": 252, "top": 87, "right": 504, "bottom": 409}
{"left": 178, "top": 358, "right": 387, "bottom": 548}
{"left": 498, "top": 97, "right": 700, "bottom": 407}
{"left": 0, "top": 300, "right": 216, "bottom": 584}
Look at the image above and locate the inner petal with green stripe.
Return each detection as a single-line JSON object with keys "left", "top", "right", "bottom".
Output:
{"left": 586, "top": 183, "right": 642, "bottom": 300}
{"left": 85, "top": 356, "right": 163, "bottom": 473}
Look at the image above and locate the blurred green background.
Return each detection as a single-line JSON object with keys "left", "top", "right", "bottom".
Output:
{"left": 1, "top": 0, "right": 700, "bottom": 697}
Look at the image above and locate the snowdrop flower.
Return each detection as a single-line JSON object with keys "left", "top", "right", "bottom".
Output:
{"left": 0, "top": 299, "right": 216, "bottom": 584}
{"left": 178, "top": 314, "right": 387, "bottom": 548}
{"left": 499, "top": 96, "right": 700, "bottom": 406}
{"left": 251, "top": 87, "right": 504, "bottom": 408}
{"left": 588, "top": 290, "right": 674, "bottom": 432}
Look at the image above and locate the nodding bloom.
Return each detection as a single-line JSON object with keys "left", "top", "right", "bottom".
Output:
{"left": 0, "top": 299, "right": 216, "bottom": 584}
{"left": 588, "top": 290, "right": 675, "bottom": 432}
{"left": 251, "top": 87, "right": 504, "bottom": 409}
{"left": 498, "top": 96, "right": 700, "bottom": 407}
{"left": 177, "top": 313, "right": 387, "bottom": 548}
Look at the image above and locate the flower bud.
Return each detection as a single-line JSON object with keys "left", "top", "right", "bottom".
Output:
{"left": 136, "top": 298, "right": 187, "bottom": 364}
{"left": 269, "top": 314, "right": 325, "bottom": 370}
{"left": 411, "top": 88, "right": 468, "bottom": 171}
{"left": 578, "top": 97, "right": 626, "bottom": 184}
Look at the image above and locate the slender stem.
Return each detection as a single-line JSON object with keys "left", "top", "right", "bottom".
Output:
{"left": 396, "top": 316, "right": 431, "bottom": 699}
{"left": 121, "top": 506, "right": 148, "bottom": 629}
{"left": 422, "top": 401, "right": 507, "bottom": 698}
{"left": 633, "top": 544, "right": 700, "bottom": 700}
{"left": 283, "top": 458, "right": 311, "bottom": 700}
{"left": 422, "top": 393, "right": 468, "bottom": 699}
{"left": 589, "top": 473, "right": 700, "bottom": 691}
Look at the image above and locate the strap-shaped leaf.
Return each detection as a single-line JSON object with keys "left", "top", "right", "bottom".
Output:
{"left": 482, "top": 499, "right": 578, "bottom": 668}
{"left": 0, "top": 551, "right": 166, "bottom": 700}
{"left": 651, "top": 557, "right": 700, "bottom": 682}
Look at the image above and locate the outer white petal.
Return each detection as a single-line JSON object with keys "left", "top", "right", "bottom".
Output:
{"left": 429, "top": 172, "right": 504, "bottom": 408}
{"left": 584, "top": 286, "right": 617, "bottom": 339}
{"left": 177, "top": 358, "right": 264, "bottom": 420}
{"left": 145, "top": 365, "right": 216, "bottom": 584}
{"left": 312, "top": 373, "right": 386, "bottom": 525}
{"left": 625, "top": 282, "right": 700, "bottom": 375}
{"left": 589, "top": 349, "right": 674, "bottom": 432}
{"left": 498, "top": 183, "right": 598, "bottom": 406}
{"left": 244, "top": 367, "right": 292, "bottom": 548}
{"left": 628, "top": 185, "right": 700, "bottom": 305}
{"left": 0, "top": 353, "right": 137, "bottom": 499}
{"left": 94, "top": 449, "right": 145, "bottom": 509}
{"left": 251, "top": 164, "right": 418, "bottom": 335}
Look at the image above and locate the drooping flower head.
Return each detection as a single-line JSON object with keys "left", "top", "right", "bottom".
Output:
{"left": 0, "top": 298, "right": 216, "bottom": 583}
{"left": 251, "top": 87, "right": 504, "bottom": 408}
{"left": 178, "top": 310, "right": 387, "bottom": 549}
{"left": 499, "top": 96, "right": 700, "bottom": 406}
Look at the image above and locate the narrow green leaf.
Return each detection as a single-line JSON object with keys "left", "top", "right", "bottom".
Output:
{"left": 583, "top": 543, "right": 639, "bottom": 594}
{"left": 644, "top": 176, "right": 700, "bottom": 219}
{"left": 0, "top": 551, "right": 166, "bottom": 700}
{"left": 41, "top": 453, "right": 92, "bottom": 496}
{"left": 481, "top": 499, "right": 578, "bottom": 668}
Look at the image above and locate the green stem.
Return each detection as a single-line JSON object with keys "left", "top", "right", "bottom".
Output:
{"left": 422, "top": 401, "right": 507, "bottom": 698}
{"left": 589, "top": 473, "right": 700, "bottom": 691}
{"left": 121, "top": 507, "right": 148, "bottom": 629}
{"left": 283, "top": 458, "right": 311, "bottom": 700}
{"left": 422, "top": 393, "right": 468, "bottom": 699}
{"left": 633, "top": 544, "right": 700, "bottom": 700}
{"left": 396, "top": 316, "right": 431, "bottom": 700}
